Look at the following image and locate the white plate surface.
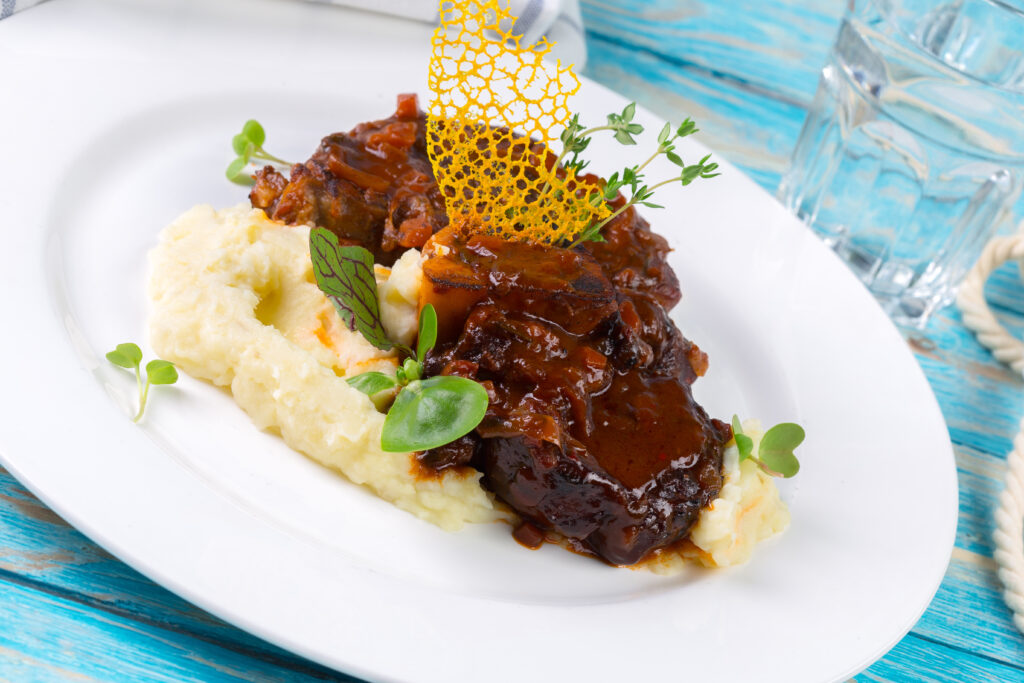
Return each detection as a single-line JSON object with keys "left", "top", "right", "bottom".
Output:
{"left": 0, "top": 1, "right": 957, "bottom": 681}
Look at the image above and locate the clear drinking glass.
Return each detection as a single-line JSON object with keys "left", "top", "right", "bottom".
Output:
{"left": 779, "top": 0, "right": 1024, "bottom": 327}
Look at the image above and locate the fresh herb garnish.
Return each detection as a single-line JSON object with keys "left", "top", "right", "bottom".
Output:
{"left": 226, "top": 119, "right": 291, "bottom": 185}
{"left": 732, "top": 415, "right": 803, "bottom": 478}
{"left": 543, "top": 103, "right": 720, "bottom": 247}
{"left": 309, "top": 229, "right": 489, "bottom": 452}
{"left": 346, "top": 371, "right": 401, "bottom": 396}
{"left": 309, "top": 227, "right": 410, "bottom": 356}
{"left": 381, "top": 373, "right": 489, "bottom": 452}
{"left": 106, "top": 342, "right": 178, "bottom": 423}
{"left": 345, "top": 304, "right": 489, "bottom": 453}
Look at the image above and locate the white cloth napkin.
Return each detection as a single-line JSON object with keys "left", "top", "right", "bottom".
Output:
{"left": 308, "top": 0, "right": 587, "bottom": 67}
{"left": 1, "top": 0, "right": 586, "bottom": 67}
{"left": 1, "top": 0, "right": 47, "bottom": 20}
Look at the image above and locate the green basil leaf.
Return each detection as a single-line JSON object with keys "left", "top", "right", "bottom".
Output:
{"left": 346, "top": 371, "right": 398, "bottom": 396}
{"left": 145, "top": 359, "right": 178, "bottom": 385}
{"left": 380, "top": 376, "right": 489, "bottom": 452}
{"left": 417, "top": 304, "right": 438, "bottom": 363}
{"left": 242, "top": 119, "right": 266, "bottom": 147}
{"left": 309, "top": 227, "right": 393, "bottom": 352}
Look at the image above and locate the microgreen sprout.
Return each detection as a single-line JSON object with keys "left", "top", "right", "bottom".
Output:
{"left": 544, "top": 103, "right": 720, "bottom": 247}
{"left": 345, "top": 304, "right": 489, "bottom": 452}
{"left": 106, "top": 343, "right": 178, "bottom": 423}
{"left": 732, "top": 415, "right": 803, "bottom": 478}
{"left": 308, "top": 228, "right": 489, "bottom": 452}
{"left": 226, "top": 120, "right": 291, "bottom": 185}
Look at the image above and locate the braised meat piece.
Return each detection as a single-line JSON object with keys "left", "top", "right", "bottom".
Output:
{"left": 259, "top": 100, "right": 729, "bottom": 565}
{"left": 420, "top": 226, "right": 618, "bottom": 345}
{"left": 421, "top": 230, "right": 730, "bottom": 566}
{"left": 250, "top": 94, "right": 447, "bottom": 265}
{"left": 582, "top": 198, "right": 681, "bottom": 310}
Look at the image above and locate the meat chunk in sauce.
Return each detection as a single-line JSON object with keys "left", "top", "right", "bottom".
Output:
{"left": 255, "top": 96, "right": 730, "bottom": 566}
{"left": 421, "top": 230, "right": 730, "bottom": 566}
{"left": 250, "top": 93, "right": 447, "bottom": 266}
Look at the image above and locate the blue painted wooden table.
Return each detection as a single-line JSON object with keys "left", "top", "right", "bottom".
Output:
{"left": 3, "top": 1, "right": 1024, "bottom": 681}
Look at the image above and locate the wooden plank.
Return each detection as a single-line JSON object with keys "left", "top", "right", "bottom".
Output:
{"left": 583, "top": 31, "right": 806, "bottom": 189}
{"left": 916, "top": 315, "right": 1024, "bottom": 459}
{"left": 907, "top": 444, "right": 1024, "bottom": 665}
{"left": 580, "top": 0, "right": 841, "bottom": 105}
{"left": 0, "top": 468, "right": 346, "bottom": 681}
{"left": 914, "top": 548, "right": 1024, "bottom": 667}
{"left": 857, "top": 632, "right": 1024, "bottom": 682}
{"left": 0, "top": 577, "right": 352, "bottom": 682}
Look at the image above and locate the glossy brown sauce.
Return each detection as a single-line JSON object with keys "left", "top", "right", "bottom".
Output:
{"left": 586, "top": 372, "right": 714, "bottom": 490}
{"left": 421, "top": 230, "right": 730, "bottom": 566}
{"left": 251, "top": 93, "right": 447, "bottom": 266}
{"left": 250, "top": 95, "right": 730, "bottom": 566}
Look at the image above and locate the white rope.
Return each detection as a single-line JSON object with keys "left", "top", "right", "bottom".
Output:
{"left": 994, "top": 422, "right": 1024, "bottom": 635}
{"left": 955, "top": 232, "right": 1024, "bottom": 635}
{"left": 956, "top": 235, "right": 1024, "bottom": 373}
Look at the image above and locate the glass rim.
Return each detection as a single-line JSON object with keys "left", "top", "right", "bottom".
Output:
{"left": 869, "top": 0, "right": 1024, "bottom": 93}
{"left": 989, "top": 0, "right": 1024, "bottom": 19}
{"left": 829, "top": 61, "right": 1024, "bottom": 161}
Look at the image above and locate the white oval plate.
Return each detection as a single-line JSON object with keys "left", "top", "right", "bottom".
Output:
{"left": 0, "top": 1, "right": 956, "bottom": 681}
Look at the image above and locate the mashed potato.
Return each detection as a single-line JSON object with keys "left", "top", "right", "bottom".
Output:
{"left": 148, "top": 205, "right": 500, "bottom": 530}
{"left": 147, "top": 204, "right": 788, "bottom": 566}
{"left": 646, "top": 421, "right": 790, "bottom": 573}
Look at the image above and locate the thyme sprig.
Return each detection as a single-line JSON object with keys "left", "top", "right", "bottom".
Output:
{"left": 543, "top": 103, "right": 720, "bottom": 247}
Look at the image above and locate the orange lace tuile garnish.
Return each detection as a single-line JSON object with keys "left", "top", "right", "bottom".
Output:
{"left": 426, "top": 0, "right": 609, "bottom": 245}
